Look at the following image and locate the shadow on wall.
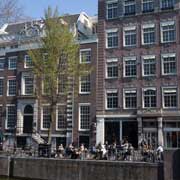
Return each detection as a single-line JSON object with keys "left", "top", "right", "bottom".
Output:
{"left": 173, "top": 149, "right": 180, "bottom": 180}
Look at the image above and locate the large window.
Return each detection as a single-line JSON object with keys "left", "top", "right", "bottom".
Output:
{"left": 142, "top": 24, "right": 155, "bottom": 45}
{"left": 107, "top": 1, "right": 118, "bottom": 19}
{"left": 8, "top": 57, "right": 17, "bottom": 70}
{"left": 161, "top": 21, "right": 175, "bottom": 43}
{"left": 124, "top": 57, "right": 137, "bottom": 77}
{"left": 58, "top": 75, "right": 66, "bottom": 94}
{"left": 7, "top": 78, "right": 16, "bottom": 96}
{"left": 24, "top": 76, "right": 33, "bottom": 95}
{"left": 143, "top": 88, "right": 156, "bottom": 108}
{"left": 79, "top": 74, "right": 91, "bottom": 94}
{"left": 161, "top": 0, "right": 174, "bottom": 10}
{"left": 24, "top": 55, "right": 33, "bottom": 68}
{"left": 79, "top": 104, "right": 90, "bottom": 130}
{"left": 164, "top": 122, "right": 180, "bottom": 148}
{"left": 0, "top": 106, "right": 2, "bottom": 129}
{"left": 106, "top": 58, "right": 118, "bottom": 78}
{"left": 142, "top": 55, "right": 156, "bottom": 76}
{"left": 0, "top": 58, "right": 5, "bottom": 70}
{"left": 163, "top": 88, "right": 177, "bottom": 108}
{"left": 162, "top": 53, "right": 176, "bottom": 75}
{"left": 0, "top": 78, "right": 3, "bottom": 96}
{"left": 6, "top": 105, "right": 16, "bottom": 129}
{"left": 106, "top": 90, "right": 118, "bottom": 109}
{"left": 56, "top": 105, "right": 66, "bottom": 130}
{"left": 124, "top": 0, "right": 136, "bottom": 15}
{"left": 106, "top": 29, "right": 118, "bottom": 48}
{"left": 124, "top": 89, "right": 137, "bottom": 109}
{"left": 124, "top": 27, "right": 136, "bottom": 47}
{"left": 142, "top": 0, "right": 154, "bottom": 12}
{"left": 80, "top": 49, "right": 91, "bottom": 63}
{"left": 42, "top": 106, "right": 51, "bottom": 130}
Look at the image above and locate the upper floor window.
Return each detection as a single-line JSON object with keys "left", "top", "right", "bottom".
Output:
{"left": 106, "top": 90, "right": 118, "bottom": 109}
{"left": 0, "top": 58, "right": 5, "bottom": 70}
{"left": 142, "top": 24, "right": 155, "bottom": 45}
{"left": 58, "top": 75, "right": 66, "bottom": 94}
{"left": 124, "top": 89, "right": 137, "bottom": 109}
{"left": 8, "top": 56, "right": 17, "bottom": 70}
{"left": 6, "top": 105, "right": 16, "bottom": 129}
{"left": 7, "top": 77, "right": 16, "bottom": 96}
{"left": 80, "top": 49, "right": 91, "bottom": 63}
{"left": 79, "top": 74, "right": 91, "bottom": 94}
{"left": 106, "top": 29, "right": 118, "bottom": 48}
{"left": 22, "top": 74, "right": 34, "bottom": 95}
{"left": 142, "top": 55, "right": 156, "bottom": 76}
{"left": 143, "top": 88, "right": 157, "bottom": 108}
{"left": 42, "top": 105, "right": 51, "bottom": 130}
{"left": 24, "top": 55, "right": 33, "bottom": 68}
{"left": 161, "top": 53, "right": 176, "bottom": 75}
{"left": 123, "top": 26, "right": 136, "bottom": 47}
{"left": 142, "top": 0, "right": 154, "bottom": 12}
{"left": 0, "top": 78, "right": 3, "bottom": 96}
{"left": 123, "top": 56, "right": 137, "bottom": 77}
{"left": 106, "top": 58, "right": 118, "bottom": 78}
{"left": 161, "top": 21, "right": 176, "bottom": 43}
{"left": 163, "top": 88, "right": 177, "bottom": 108}
{"left": 107, "top": 1, "right": 118, "bottom": 19}
{"left": 161, "top": 0, "right": 174, "bottom": 10}
{"left": 79, "top": 104, "right": 90, "bottom": 131}
{"left": 56, "top": 105, "right": 66, "bottom": 130}
{"left": 124, "top": 0, "right": 136, "bottom": 16}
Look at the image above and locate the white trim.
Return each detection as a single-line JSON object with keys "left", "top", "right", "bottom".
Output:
{"left": 106, "top": 0, "right": 118, "bottom": 3}
{"left": 56, "top": 104, "right": 67, "bottom": 131}
{"left": 161, "top": 21, "right": 175, "bottom": 27}
{"left": 24, "top": 55, "right": 33, "bottom": 68}
{"left": 123, "top": 26, "right": 136, "bottom": 31}
{"left": 161, "top": 53, "right": 176, "bottom": 58}
{"left": 0, "top": 57, "right": 5, "bottom": 71}
{"left": 41, "top": 104, "right": 50, "bottom": 131}
{"left": 106, "top": 58, "right": 118, "bottom": 63}
{"left": 142, "top": 55, "right": 156, "bottom": 59}
{"left": 7, "top": 77, "right": 16, "bottom": 96}
{"left": 80, "top": 48, "right": 91, "bottom": 64}
{"left": 96, "top": 114, "right": 137, "bottom": 118}
{"left": 142, "top": 23, "right": 155, "bottom": 29}
{"left": 8, "top": 56, "right": 17, "bottom": 70}
{"left": 106, "top": 28, "right": 118, "bottom": 33}
{"left": 5, "top": 104, "right": 16, "bottom": 130}
{"left": 79, "top": 73, "right": 91, "bottom": 94}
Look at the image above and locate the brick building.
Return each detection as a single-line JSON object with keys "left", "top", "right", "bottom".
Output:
{"left": 96, "top": 0, "right": 180, "bottom": 149}
{"left": 0, "top": 12, "right": 97, "bottom": 149}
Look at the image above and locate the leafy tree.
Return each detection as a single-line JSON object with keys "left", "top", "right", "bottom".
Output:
{"left": 29, "top": 6, "right": 88, "bottom": 144}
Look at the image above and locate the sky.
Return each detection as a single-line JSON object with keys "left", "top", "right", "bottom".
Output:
{"left": 19, "top": 0, "right": 98, "bottom": 19}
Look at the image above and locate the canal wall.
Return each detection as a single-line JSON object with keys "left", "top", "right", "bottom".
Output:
{"left": 0, "top": 156, "right": 163, "bottom": 180}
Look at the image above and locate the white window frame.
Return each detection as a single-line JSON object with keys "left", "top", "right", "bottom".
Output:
{"left": 21, "top": 73, "right": 34, "bottom": 95}
{"left": 162, "top": 87, "right": 177, "bottom": 109}
{"left": 79, "top": 74, "right": 91, "bottom": 94}
{"left": 106, "top": 0, "right": 118, "bottom": 20}
{"left": 106, "top": 28, "right": 119, "bottom": 49}
{"left": 24, "top": 55, "right": 33, "bottom": 68}
{"left": 142, "top": 24, "right": 155, "bottom": 45}
{"left": 41, "top": 104, "right": 51, "bottom": 130}
{"left": 0, "top": 57, "right": 5, "bottom": 71}
{"left": 124, "top": 0, "right": 136, "bottom": 16}
{"left": 160, "top": 21, "right": 176, "bottom": 43}
{"left": 106, "top": 58, "right": 118, "bottom": 79}
{"left": 142, "top": 88, "right": 157, "bottom": 108}
{"left": 80, "top": 49, "right": 91, "bottom": 64}
{"left": 123, "top": 88, "right": 137, "bottom": 109}
{"left": 5, "top": 104, "right": 16, "bottom": 130}
{"left": 142, "top": 55, "right": 156, "bottom": 76}
{"left": 79, "top": 103, "right": 91, "bottom": 131}
{"left": 161, "top": 53, "right": 176, "bottom": 75}
{"left": 56, "top": 103, "right": 66, "bottom": 131}
{"left": 8, "top": 56, "right": 17, "bottom": 70}
{"left": 123, "top": 56, "right": 137, "bottom": 77}
{"left": 0, "top": 77, "right": 4, "bottom": 96}
{"left": 123, "top": 26, "right": 137, "bottom": 47}
{"left": 7, "top": 77, "right": 16, "bottom": 96}
{"left": 142, "top": 0, "right": 154, "bottom": 12}
{"left": 106, "top": 89, "right": 118, "bottom": 110}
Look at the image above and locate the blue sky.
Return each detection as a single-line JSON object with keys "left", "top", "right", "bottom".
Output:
{"left": 19, "top": 0, "right": 98, "bottom": 19}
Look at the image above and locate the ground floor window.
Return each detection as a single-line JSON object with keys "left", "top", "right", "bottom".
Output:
{"left": 42, "top": 106, "right": 51, "bottom": 130}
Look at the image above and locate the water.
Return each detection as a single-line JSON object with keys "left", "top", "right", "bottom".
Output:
{"left": 0, "top": 178, "right": 32, "bottom": 180}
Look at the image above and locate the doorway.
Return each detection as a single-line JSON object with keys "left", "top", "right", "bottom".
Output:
{"left": 23, "top": 105, "right": 33, "bottom": 133}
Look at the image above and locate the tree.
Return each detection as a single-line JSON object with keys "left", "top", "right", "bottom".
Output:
{"left": 29, "top": 6, "right": 88, "bottom": 145}
{"left": 0, "top": 0, "right": 26, "bottom": 25}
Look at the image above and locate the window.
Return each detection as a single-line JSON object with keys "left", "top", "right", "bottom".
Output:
{"left": 7, "top": 78, "right": 16, "bottom": 96}
{"left": 42, "top": 76, "right": 50, "bottom": 95}
{"left": 0, "top": 58, "right": 5, "bottom": 70}
{"left": 42, "top": 106, "right": 50, "bottom": 129}
{"left": 163, "top": 88, "right": 177, "bottom": 108}
{"left": 142, "top": 24, "right": 155, "bottom": 45}
{"left": 106, "top": 29, "right": 118, "bottom": 48}
{"left": 0, "top": 106, "right": 2, "bottom": 128}
{"left": 80, "top": 74, "right": 90, "bottom": 94}
{"left": 161, "top": 0, "right": 174, "bottom": 10}
{"left": 161, "top": 21, "right": 175, "bottom": 43}
{"left": 107, "top": 1, "right": 118, "bottom": 19}
{"left": 56, "top": 105, "right": 66, "bottom": 130}
{"left": 124, "top": 57, "right": 137, "bottom": 77}
{"left": 58, "top": 75, "right": 66, "bottom": 94}
{"left": 142, "top": 0, "right": 154, "bottom": 12}
{"left": 0, "top": 78, "right": 3, "bottom": 96}
{"left": 106, "top": 90, "right": 118, "bottom": 109}
{"left": 162, "top": 53, "right": 176, "bottom": 75}
{"left": 22, "top": 75, "right": 34, "bottom": 95}
{"left": 6, "top": 105, "right": 16, "bottom": 129}
{"left": 80, "top": 49, "right": 91, "bottom": 63}
{"left": 142, "top": 55, "right": 156, "bottom": 76}
{"left": 124, "top": 89, "right": 137, "bottom": 109}
{"left": 24, "top": 55, "right": 33, "bottom": 68}
{"left": 106, "top": 58, "right": 118, "bottom": 78}
{"left": 79, "top": 104, "right": 90, "bottom": 130}
{"left": 124, "top": 0, "right": 136, "bottom": 15}
{"left": 164, "top": 122, "right": 180, "bottom": 148}
{"left": 143, "top": 88, "right": 156, "bottom": 108}
{"left": 124, "top": 27, "right": 136, "bottom": 47}
{"left": 8, "top": 57, "right": 17, "bottom": 70}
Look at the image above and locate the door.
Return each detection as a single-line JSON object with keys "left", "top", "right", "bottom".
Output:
{"left": 23, "top": 105, "right": 33, "bottom": 133}
{"left": 105, "top": 122, "right": 120, "bottom": 144}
